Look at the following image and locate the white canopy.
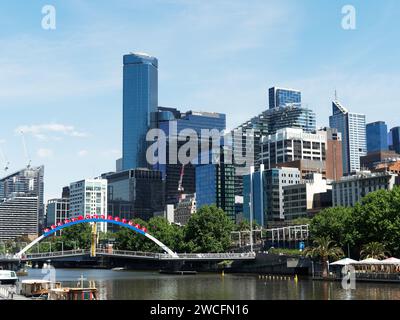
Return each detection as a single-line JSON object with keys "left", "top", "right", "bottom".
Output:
{"left": 381, "top": 257, "right": 400, "bottom": 265}
{"left": 330, "top": 258, "right": 359, "bottom": 266}
{"left": 357, "top": 258, "right": 382, "bottom": 264}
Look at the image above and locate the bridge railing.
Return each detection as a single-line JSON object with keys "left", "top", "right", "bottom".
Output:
{"left": 96, "top": 248, "right": 161, "bottom": 258}
{"left": 159, "top": 252, "right": 257, "bottom": 260}
{"left": 22, "top": 249, "right": 89, "bottom": 260}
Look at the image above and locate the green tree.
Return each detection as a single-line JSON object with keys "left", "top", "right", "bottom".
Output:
{"left": 360, "top": 242, "right": 390, "bottom": 260}
{"left": 114, "top": 218, "right": 149, "bottom": 251}
{"left": 59, "top": 223, "right": 92, "bottom": 250}
{"left": 184, "top": 205, "right": 234, "bottom": 253}
{"left": 309, "top": 206, "right": 356, "bottom": 249}
{"left": 352, "top": 188, "right": 400, "bottom": 257}
{"left": 304, "top": 236, "right": 344, "bottom": 278}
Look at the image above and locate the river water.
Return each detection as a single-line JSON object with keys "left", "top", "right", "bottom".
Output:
{"left": 22, "top": 268, "right": 400, "bottom": 300}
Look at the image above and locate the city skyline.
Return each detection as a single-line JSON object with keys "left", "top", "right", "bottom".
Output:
{"left": 1, "top": 0, "right": 400, "bottom": 200}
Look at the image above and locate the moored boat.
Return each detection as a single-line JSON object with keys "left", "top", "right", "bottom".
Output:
{"left": 0, "top": 270, "right": 18, "bottom": 285}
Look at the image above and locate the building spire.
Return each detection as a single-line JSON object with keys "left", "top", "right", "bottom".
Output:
{"left": 334, "top": 89, "right": 338, "bottom": 102}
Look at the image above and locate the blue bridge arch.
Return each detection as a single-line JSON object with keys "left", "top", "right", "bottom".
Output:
{"left": 16, "top": 217, "right": 178, "bottom": 258}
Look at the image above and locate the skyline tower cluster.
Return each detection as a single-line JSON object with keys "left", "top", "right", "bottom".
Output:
{"left": 1, "top": 51, "right": 400, "bottom": 240}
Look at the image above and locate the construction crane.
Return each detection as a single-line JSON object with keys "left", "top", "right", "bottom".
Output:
{"left": 20, "top": 130, "right": 32, "bottom": 169}
{"left": 177, "top": 164, "right": 185, "bottom": 202}
{"left": 0, "top": 145, "right": 10, "bottom": 173}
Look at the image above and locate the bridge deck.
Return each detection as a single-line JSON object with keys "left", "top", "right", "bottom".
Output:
{"left": 20, "top": 249, "right": 256, "bottom": 261}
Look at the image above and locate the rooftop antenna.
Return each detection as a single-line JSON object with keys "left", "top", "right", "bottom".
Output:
{"left": 20, "top": 130, "right": 32, "bottom": 169}
{"left": 0, "top": 145, "right": 10, "bottom": 173}
{"left": 334, "top": 89, "right": 338, "bottom": 102}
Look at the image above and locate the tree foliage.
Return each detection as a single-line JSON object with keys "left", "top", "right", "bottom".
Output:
{"left": 309, "top": 187, "right": 400, "bottom": 258}
{"left": 304, "top": 236, "right": 344, "bottom": 277}
{"left": 184, "top": 205, "right": 234, "bottom": 253}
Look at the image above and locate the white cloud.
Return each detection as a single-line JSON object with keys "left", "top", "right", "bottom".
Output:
{"left": 37, "top": 148, "right": 53, "bottom": 158}
{"left": 15, "top": 123, "right": 88, "bottom": 140}
{"left": 78, "top": 150, "right": 88, "bottom": 157}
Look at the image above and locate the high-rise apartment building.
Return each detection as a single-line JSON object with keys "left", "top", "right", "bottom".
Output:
{"left": 0, "top": 166, "right": 44, "bottom": 231}
{"left": 329, "top": 100, "right": 366, "bottom": 175}
{"left": 268, "top": 87, "right": 301, "bottom": 109}
{"left": 122, "top": 52, "right": 158, "bottom": 170}
{"left": 0, "top": 196, "right": 38, "bottom": 241}
{"left": 366, "top": 121, "right": 388, "bottom": 153}
{"left": 69, "top": 178, "right": 108, "bottom": 232}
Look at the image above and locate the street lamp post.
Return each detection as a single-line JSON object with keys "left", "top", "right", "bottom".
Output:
{"left": 249, "top": 166, "right": 254, "bottom": 254}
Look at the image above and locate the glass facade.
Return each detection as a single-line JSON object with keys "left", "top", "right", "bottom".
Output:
{"left": 196, "top": 162, "right": 235, "bottom": 221}
{"left": 389, "top": 127, "right": 400, "bottom": 154}
{"left": 156, "top": 108, "right": 226, "bottom": 204}
{"left": 366, "top": 121, "right": 388, "bottom": 153}
{"left": 122, "top": 53, "right": 158, "bottom": 170}
{"left": 329, "top": 101, "right": 366, "bottom": 175}
{"left": 231, "top": 104, "right": 316, "bottom": 195}
{"left": 269, "top": 87, "right": 301, "bottom": 109}
{"left": 104, "top": 169, "right": 165, "bottom": 224}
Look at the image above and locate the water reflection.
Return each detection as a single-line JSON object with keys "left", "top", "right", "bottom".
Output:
{"left": 23, "top": 269, "right": 400, "bottom": 300}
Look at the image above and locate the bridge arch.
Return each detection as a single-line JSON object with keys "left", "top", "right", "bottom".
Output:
{"left": 16, "top": 217, "right": 178, "bottom": 258}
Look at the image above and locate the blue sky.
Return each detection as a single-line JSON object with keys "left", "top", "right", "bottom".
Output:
{"left": 0, "top": 0, "right": 399, "bottom": 200}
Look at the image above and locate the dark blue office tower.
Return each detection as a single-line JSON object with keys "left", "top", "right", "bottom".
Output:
{"left": 122, "top": 52, "right": 158, "bottom": 170}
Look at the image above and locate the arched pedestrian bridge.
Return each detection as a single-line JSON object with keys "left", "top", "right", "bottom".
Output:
{"left": 15, "top": 215, "right": 256, "bottom": 263}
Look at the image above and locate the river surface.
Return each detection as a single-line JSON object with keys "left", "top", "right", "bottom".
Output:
{"left": 21, "top": 268, "right": 400, "bottom": 300}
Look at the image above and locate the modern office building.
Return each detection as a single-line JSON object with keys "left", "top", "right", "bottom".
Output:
{"left": 174, "top": 194, "right": 196, "bottom": 226}
{"left": 268, "top": 87, "right": 301, "bottom": 109}
{"left": 329, "top": 100, "right": 367, "bottom": 175}
{"left": 69, "top": 178, "right": 108, "bottom": 232}
{"left": 332, "top": 171, "right": 398, "bottom": 207}
{"left": 104, "top": 169, "right": 165, "bottom": 224}
{"left": 0, "top": 166, "right": 44, "bottom": 231}
{"left": 322, "top": 127, "right": 343, "bottom": 181}
{"left": 260, "top": 128, "right": 327, "bottom": 169}
{"left": 283, "top": 173, "right": 332, "bottom": 220}
{"left": 46, "top": 198, "right": 70, "bottom": 227}
{"left": 263, "top": 167, "right": 301, "bottom": 222}
{"left": 0, "top": 196, "right": 38, "bottom": 241}
{"left": 122, "top": 52, "right": 158, "bottom": 170}
{"left": 156, "top": 107, "right": 226, "bottom": 204}
{"left": 389, "top": 127, "right": 400, "bottom": 154}
{"left": 243, "top": 166, "right": 301, "bottom": 225}
{"left": 243, "top": 165, "right": 266, "bottom": 226}
{"left": 231, "top": 104, "right": 316, "bottom": 195}
{"left": 195, "top": 155, "right": 235, "bottom": 221}
{"left": 366, "top": 121, "right": 388, "bottom": 153}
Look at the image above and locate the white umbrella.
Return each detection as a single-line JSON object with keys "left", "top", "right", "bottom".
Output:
{"left": 330, "top": 258, "right": 358, "bottom": 266}
{"left": 381, "top": 257, "right": 400, "bottom": 265}
{"left": 357, "top": 258, "right": 382, "bottom": 264}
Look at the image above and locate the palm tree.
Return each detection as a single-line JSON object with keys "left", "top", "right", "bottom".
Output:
{"left": 304, "top": 236, "right": 344, "bottom": 278}
{"left": 360, "top": 242, "right": 390, "bottom": 260}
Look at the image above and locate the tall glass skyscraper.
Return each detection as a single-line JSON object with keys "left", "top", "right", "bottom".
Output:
{"left": 122, "top": 52, "right": 158, "bottom": 170}
{"left": 329, "top": 100, "right": 367, "bottom": 175}
{"left": 268, "top": 87, "right": 301, "bottom": 109}
{"left": 389, "top": 127, "right": 400, "bottom": 154}
{"left": 366, "top": 121, "right": 388, "bottom": 153}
